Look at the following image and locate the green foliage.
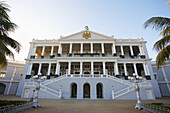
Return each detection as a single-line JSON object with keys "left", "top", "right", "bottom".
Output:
{"left": 0, "top": 104, "right": 14, "bottom": 109}
{"left": 0, "top": 1, "right": 21, "bottom": 70}
{"left": 144, "top": 103, "right": 170, "bottom": 110}
{"left": 144, "top": 16, "right": 170, "bottom": 69}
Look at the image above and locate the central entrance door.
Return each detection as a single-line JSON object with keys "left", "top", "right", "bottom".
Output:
{"left": 97, "top": 83, "right": 103, "bottom": 98}
{"left": 83, "top": 83, "right": 90, "bottom": 98}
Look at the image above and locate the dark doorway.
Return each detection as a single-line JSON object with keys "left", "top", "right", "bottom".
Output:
{"left": 97, "top": 83, "right": 103, "bottom": 98}
{"left": 83, "top": 83, "right": 90, "bottom": 98}
{"left": 71, "top": 83, "right": 77, "bottom": 98}
{"left": 0, "top": 83, "right": 6, "bottom": 94}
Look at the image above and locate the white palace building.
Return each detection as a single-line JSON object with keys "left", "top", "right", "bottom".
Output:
{"left": 16, "top": 28, "right": 161, "bottom": 100}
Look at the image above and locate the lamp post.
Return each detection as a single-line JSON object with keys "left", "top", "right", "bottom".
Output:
{"left": 128, "top": 73, "right": 143, "bottom": 109}
{"left": 32, "top": 75, "right": 46, "bottom": 108}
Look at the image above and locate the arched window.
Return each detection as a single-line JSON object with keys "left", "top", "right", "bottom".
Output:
{"left": 96, "top": 83, "right": 103, "bottom": 98}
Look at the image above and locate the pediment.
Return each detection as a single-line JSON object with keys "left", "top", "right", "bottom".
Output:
{"left": 59, "top": 30, "right": 114, "bottom": 41}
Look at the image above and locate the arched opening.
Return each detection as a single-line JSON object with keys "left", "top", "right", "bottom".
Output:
{"left": 71, "top": 83, "right": 77, "bottom": 98}
{"left": 97, "top": 83, "right": 103, "bottom": 98}
{"left": 83, "top": 83, "right": 90, "bottom": 98}
{"left": 0, "top": 83, "right": 6, "bottom": 94}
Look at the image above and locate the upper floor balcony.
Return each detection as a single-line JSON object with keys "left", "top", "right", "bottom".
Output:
{"left": 29, "top": 43, "right": 146, "bottom": 60}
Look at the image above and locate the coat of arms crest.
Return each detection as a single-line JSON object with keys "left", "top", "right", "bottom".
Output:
{"left": 82, "top": 26, "right": 91, "bottom": 39}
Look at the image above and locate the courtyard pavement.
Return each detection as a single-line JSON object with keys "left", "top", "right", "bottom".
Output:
{"left": 0, "top": 94, "right": 170, "bottom": 113}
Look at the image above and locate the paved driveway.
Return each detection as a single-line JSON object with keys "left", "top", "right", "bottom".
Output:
{"left": 1, "top": 95, "right": 170, "bottom": 113}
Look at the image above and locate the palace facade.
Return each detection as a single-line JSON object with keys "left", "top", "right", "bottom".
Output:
{"left": 16, "top": 29, "right": 161, "bottom": 100}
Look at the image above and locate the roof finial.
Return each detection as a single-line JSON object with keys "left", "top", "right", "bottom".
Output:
{"left": 85, "top": 26, "right": 89, "bottom": 30}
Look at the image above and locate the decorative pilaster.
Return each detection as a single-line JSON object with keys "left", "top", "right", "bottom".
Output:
{"left": 143, "top": 63, "right": 147, "bottom": 75}
{"left": 28, "top": 63, "right": 33, "bottom": 75}
{"left": 33, "top": 46, "right": 37, "bottom": 55}
{"left": 139, "top": 45, "right": 145, "bottom": 58}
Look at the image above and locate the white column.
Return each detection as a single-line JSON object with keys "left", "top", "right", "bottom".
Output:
{"left": 143, "top": 63, "right": 147, "bottom": 75}
{"left": 68, "top": 62, "right": 71, "bottom": 74}
{"left": 112, "top": 43, "right": 116, "bottom": 54}
{"left": 33, "top": 46, "right": 37, "bottom": 55}
{"left": 130, "top": 45, "right": 134, "bottom": 56}
{"left": 101, "top": 43, "right": 104, "bottom": 54}
{"left": 120, "top": 45, "right": 124, "bottom": 56}
{"left": 7, "top": 67, "right": 17, "bottom": 94}
{"left": 69, "top": 43, "right": 72, "bottom": 54}
{"left": 80, "top": 62, "right": 83, "bottom": 74}
{"left": 139, "top": 45, "right": 145, "bottom": 55}
{"left": 38, "top": 63, "right": 42, "bottom": 75}
{"left": 146, "top": 63, "right": 150, "bottom": 75}
{"left": 91, "top": 62, "right": 94, "bottom": 75}
{"left": 55, "top": 62, "right": 60, "bottom": 75}
{"left": 114, "top": 62, "right": 119, "bottom": 75}
{"left": 123, "top": 63, "right": 127, "bottom": 76}
{"left": 133, "top": 63, "right": 138, "bottom": 75}
{"left": 80, "top": 43, "right": 83, "bottom": 54}
{"left": 47, "top": 63, "right": 51, "bottom": 75}
{"left": 41, "top": 46, "right": 45, "bottom": 56}
{"left": 28, "top": 63, "right": 33, "bottom": 75}
{"left": 91, "top": 43, "right": 93, "bottom": 54}
{"left": 58, "top": 44, "right": 62, "bottom": 54}
{"left": 103, "top": 62, "right": 106, "bottom": 74}
{"left": 50, "top": 46, "right": 54, "bottom": 56}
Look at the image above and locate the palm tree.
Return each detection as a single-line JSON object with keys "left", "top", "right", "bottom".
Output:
{"left": 0, "top": 1, "right": 21, "bottom": 69}
{"left": 144, "top": 16, "right": 170, "bottom": 69}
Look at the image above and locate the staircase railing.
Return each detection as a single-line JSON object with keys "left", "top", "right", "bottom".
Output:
{"left": 112, "top": 85, "right": 134, "bottom": 99}
{"left": 40, "top": 85, "right": 62, "bottom": 98}
{"left": 108, "top": 75, "right": 132, "bottom": 86}
{"left": 112, "top": 82, "right": 152, "bottom": 99}
{"left": 41, "top": 75, "right": 66, "bottom": 85}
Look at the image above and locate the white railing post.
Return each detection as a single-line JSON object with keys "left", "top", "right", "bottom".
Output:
{"left": 60, "top": 85, "right": 62, "bottom": 98}
{"left": 112, "top": 86, "right": 114, "bottom": 99}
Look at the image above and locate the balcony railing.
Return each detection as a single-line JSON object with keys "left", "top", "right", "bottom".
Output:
{"left": 30, "top": 54, "right": 146, "bottom": 59}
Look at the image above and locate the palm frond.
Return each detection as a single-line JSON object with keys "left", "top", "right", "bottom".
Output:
{"left": 0, "top": 40, "right": 14, "bottom": 59}
{"left": 0, "top": 53, "right": 7, "bottom": 70}
{"left": 0, "top": 33, "right": 21, "bottom": 53}
{"left": 160, "top": 26, "right": 170, "bottom": 37}
{"left": 144, "top": 17, "right": 170, "bottom": 31}
{"left": 153, "top": 35, "right": 170, "bottom": 51}
{"left": 156, "top": 45, "right": 170, "bottom": 69}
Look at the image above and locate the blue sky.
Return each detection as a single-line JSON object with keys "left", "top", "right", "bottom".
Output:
{"left": 5, "top": 0, "right": 170, "bottom": 61}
